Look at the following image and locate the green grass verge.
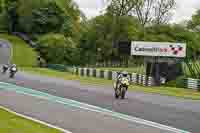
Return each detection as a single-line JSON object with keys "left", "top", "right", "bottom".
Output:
{"left": 0, "top": 34, "right": 38, "bottom": 67}
{"left": 0, "top": 108, "right": 62, "bottom": 133}
{"left": 22, "top": 67, "right": 78, "bottom": 80}
{"left": 130, "top": 86, "right": 200, "bottom": 100}
{"left": 22, "top": 67, "right": 200, "bottom": 100}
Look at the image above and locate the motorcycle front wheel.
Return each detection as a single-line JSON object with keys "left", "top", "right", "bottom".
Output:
{"left": 115, "top": 92, "right": 119, "bottom": 99}
{"left": 121, "top": 87, "right": 127, "bottom": 99}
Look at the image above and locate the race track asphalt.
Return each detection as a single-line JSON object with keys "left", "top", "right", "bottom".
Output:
{"left": 0, "top": 72, "right": 199, "bottom": 133}
{"left": 1, "top": 90, "right": 174, "bottom": 133}
{"left": 0, "top": 40, "right": 11, "bottom": 64}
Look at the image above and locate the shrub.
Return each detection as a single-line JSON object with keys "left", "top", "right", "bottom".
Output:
{"left": 0, "top": 12, "right": 9, "bottom": 32}
{"left": 165, "top": 76, "right": 186, "bottom": 88}
{"left": 36, "top": 33, "right": 80, "bottom": 65}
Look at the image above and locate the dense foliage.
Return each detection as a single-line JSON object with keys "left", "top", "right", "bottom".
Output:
{"left": 0, "top": 0, "right": 82, "bottom": 65}
{"left": 3, "top": 0, "right": 81, "bottom": 37}
{"left": 79, "top": 13, "right": 200, "bottom": 66}
{"left": 36, "top": 34, "right": 80, "bottom": 65}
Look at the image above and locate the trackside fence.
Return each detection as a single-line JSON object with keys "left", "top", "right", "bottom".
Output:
{"left": 74, "top": 67, "right": 154, "bottom": 87}
{"left": 184, "top": 78, "right": 200, "bottom": 91}
{"left": 46, "top": 64, "right": 200, "bottom": 90}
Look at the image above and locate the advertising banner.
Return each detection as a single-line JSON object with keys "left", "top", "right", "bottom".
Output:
{"left": 131, "top": 41, "right": 186, "bottom": 58}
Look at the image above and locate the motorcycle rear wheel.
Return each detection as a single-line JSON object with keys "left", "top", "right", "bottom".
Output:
{"left": 115, "top": 88, "right": 120, "bottom": 99}
{"left": 9, "top": 73, "right": 14, "bottom": 78}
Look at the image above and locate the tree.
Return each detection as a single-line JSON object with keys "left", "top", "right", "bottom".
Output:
{"left": 0, "top": 0, "right": 3, "bottom": 13}
{"left": 31, "top": 1, "right": 64, "bottom": 34}
{"left": 153, "top": 0, "right": 176, "bottom": 24}
{"left": 106, "top": 0, "right": 137, "bottom": 48}
{"left": 106, "top": 0, "right": 136, "bottom": 16}
{"left": 79, "top": 14, "right": 142, "bottom": 66}
{"left": 133, "top": 0, "right": 176, "bottom": 25}
{"left": 106, "top": 0, "right": 176, "bottom": 26}
{"left": 133, "top": 0, "right": 155, "bottom": 26}
{"left": 143, "top": 24, "right": 200, "bottom": 58}
{"left": 188, "top": 9, "right": 200, "bottom": 32}
{"left": 4, "top": 0, "right": 18, "bottom": 33}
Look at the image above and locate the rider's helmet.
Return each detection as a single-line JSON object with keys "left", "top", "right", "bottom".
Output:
{"left": 121, "top": 71, "right": 128, "bottom": 77}
{"left": 12, "top": 64, "right": 16, "bottom": 67}
{"left": 3, "top": 64, "right": 9, "bottom": 67}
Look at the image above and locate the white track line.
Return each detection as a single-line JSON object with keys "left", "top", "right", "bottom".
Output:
{"left": 0, "top": 106, "right": 72, "bottom": 133}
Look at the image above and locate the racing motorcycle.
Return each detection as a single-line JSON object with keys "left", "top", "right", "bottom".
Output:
{"left": 2, "top": 65, "right": 9, "bottom": 74}
{"left": 9, "top": 65, "right": 17, "bottom": 78}
{"left": 114, "top": 77, "right": 130, "bottom": 99}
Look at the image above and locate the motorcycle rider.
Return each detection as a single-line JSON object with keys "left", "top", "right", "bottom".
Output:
{"left": 10, "top": 64, "right": 17, "bottom": 69}
{"left": 9, "top": 64, "right": 18, "bottom": 78}
{"left": 10, "top": 64, "right": 17, "bottom": 72}
{"left": 114, "top": 71, "right": 130, "bottom": 90}
{"left": 2, "top": 64, "right": 9, "bottom": 73}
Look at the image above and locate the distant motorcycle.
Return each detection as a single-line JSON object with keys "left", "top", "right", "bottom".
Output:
{"left": 9, "top": 65, "right": 17, "bottom": 78}
{"left": 114, "top": 77, "right": 130, "bottom": 99}
{"left": 2, "top": 65, "right": 9, "bottom": 74}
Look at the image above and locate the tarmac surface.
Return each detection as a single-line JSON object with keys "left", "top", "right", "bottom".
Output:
{"left": 0, "top": 72, "right": 198, "bottom": 132}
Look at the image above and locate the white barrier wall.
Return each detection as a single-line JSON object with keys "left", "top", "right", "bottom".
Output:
{"left": 131, "top": 73, "right": 137, "bottom": 84}
{"left": 89, "top": 68, "right": 93, "bottom": 77}
{"left": 104, "top": 70, "right": 109, "bottom": 80}
{"left": 83, "top": 68, "right": 87, "bottom": 76}
{"left": 75, "top": 68, "right": 155, "bottom": 87}
{"left": 96, "top": 69, "right": 101, "bottom": 78}
{"left": 112, "top": 71, "right": 118, "bottom": 80}
{"left": 187, "top": 78, "right": 198, "bottom": 90}
{"left": 78, "top": 68, "right": 82, "bottom": 75}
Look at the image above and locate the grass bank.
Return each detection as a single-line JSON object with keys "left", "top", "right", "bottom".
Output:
{"left": 0, "top": 34, "right": 37, "bottom": 67}
{"left": 0, "top": 107, "right": 62, "bottom": 133}
{"left": 22, "top": 67, "right": 200, "bottom": 100}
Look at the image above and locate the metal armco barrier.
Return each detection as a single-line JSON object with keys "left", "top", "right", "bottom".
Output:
{"left": 74, "top": 67, "right": 154, "bottom": 87}
{"left": 148, "top": 77, "right": 154, "bottom": 86}
{"left": 112, "top": 71, "right": 117, "bottom": 80}
{"left": 47, "top": 65, "right": 200, "bottom": 90}
{"left": 185, "top": 78, "right": 200, "bottom": 91}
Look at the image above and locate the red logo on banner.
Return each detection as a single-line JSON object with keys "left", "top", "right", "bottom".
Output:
{"left": 160, "top": 48, "right": 168, "bottom": 52}
{"left": 169, "top": 45, "right": 183, "bottom": 55}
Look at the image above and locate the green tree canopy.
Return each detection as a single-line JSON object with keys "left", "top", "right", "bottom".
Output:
{"left": 79, "top": 14, "right": 142, "bottom": 65}
{"left": 188, "top": 9, "right": 200, "bottom": 32}
{"left": 3, "top": 0, "right": 82, "bottom": 39}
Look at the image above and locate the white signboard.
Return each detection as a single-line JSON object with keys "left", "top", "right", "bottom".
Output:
{"left": 131, "top": 41, "right": 186, "bottom": 58}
